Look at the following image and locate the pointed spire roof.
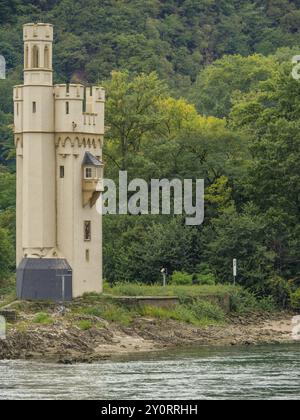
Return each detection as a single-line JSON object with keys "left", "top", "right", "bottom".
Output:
{"left": 82, "top": 151, "right": 103, "bottom": 167}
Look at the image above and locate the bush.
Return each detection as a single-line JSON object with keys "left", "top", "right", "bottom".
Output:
{"left": 290, "top": 289, "right": 300, "bottom": 311}
{"left": 190, "top": 300, "right": 225, "bottom": 322}
{"left": 230, "top": 288, "right": 276, "bottom": 313}
{"left": 171, "top": 271, "right": 193, "bottom": 285}
{"left": 257, "top": 296, "right": 276, "bottom": 312}
{"left": 266, "top": 276, "right": 290, "bottom": 309}
{"left": 192, "top": 264, "right": 216, "bottom": 286}
{"left": 192, "top": 273, "right": 216, "bottom": 286}
{"left": 83, "top": 306, "right": 103, "bottom": 317}
{"left": 230, "top": 288, "right": 261, "bottom": 313}
{"left": 77, "top": 320, "right": 93, "bottom": 331}
{"left": 33, "top": 313, "right": 53, "bottom": 325}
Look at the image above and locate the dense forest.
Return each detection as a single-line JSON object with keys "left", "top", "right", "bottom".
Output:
{"left": 1, "top": 0, "right": 300, "bottom": 308}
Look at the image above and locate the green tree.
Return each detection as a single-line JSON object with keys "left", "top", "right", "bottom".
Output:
{"left": 231, "top": 63, "right": 300, "bottom": 280}
{"left": 205, "top": 204, "right": 276, "bottom": 290}
{"left": 192, "top": 54, "right": 277, "bottom": 118}
{"left": 103, "top": 71, "right": 167, "bottom": 172}
{"left": 0, "top": 226, "right": 14, "bottom": 283}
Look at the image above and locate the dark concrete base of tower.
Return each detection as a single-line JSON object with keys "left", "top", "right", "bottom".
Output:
{"left": 16, "top": 258, "right": 73, "bottom": 301}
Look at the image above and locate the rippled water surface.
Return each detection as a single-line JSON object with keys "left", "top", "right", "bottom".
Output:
{"left": 0, "top": 344, "right": 300, "bottom": 400}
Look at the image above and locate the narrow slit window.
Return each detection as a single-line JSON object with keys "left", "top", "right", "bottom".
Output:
{"left": 66, "top": 101, "right": 70, "bottom": 114}
{"left": 44, "top": 46, "right": 50, "bottom": 68}
{"left": 60, "top": 166, "right": 65, "bottom": 178}
{"left": 16, "top": 103, "right": 19, "bottom": 116}
{"left": 32, "top": 102, "right": 36, "bottom": 113}
{"left": 85, "top": 249, "right": 90, "bottom": 262}
{"left": 32, "top": 45, "right": 39, "bottom": 68}
{"left": 84, "top": 221, "right": 91, "bottom": 242}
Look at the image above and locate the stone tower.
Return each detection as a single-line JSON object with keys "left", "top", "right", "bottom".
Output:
{"left": 14, "top": 23, "right": 105, "bottom": 300}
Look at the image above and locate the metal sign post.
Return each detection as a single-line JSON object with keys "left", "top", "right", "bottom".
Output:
{"left": 56, "top": 273, "right": 72, "bottom": 315}
{"left": 161, "top": 268, "right": 167, "bottom": 288}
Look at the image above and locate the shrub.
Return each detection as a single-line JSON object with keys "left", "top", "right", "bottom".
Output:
{"left": 192, "top": 264, "right": 216, "bottom": 286}
{"left": 195, "top": 263, "right": 212, "bottom": 275}
{"left": 82, "top": 306, "right": 103, "bottom": 317}
{"left": 190, "top": 300, "right": 225, "bottom": 322}
{"left": 230, "top": 288, "right": 276, "bottom": 313}
{"left": 77, "top": 320, "right": 93, "bottom": 331}
{"left": 230, "top": 288, "right": 261, "bottom": 313}
{"left": 196, "top": 273, "right": 216, "bottom": 286}
{"left": 256, "top": 296, "right": 276, "bottom": 312}
{"left": 33, "top": 312, "right": 53, "bottom": 325}
{"left": 290, "top": 289, "right": 300, "bottom": 311}
{"left": 266, "top": 276, "right": 290, "bottom": 309}
{"left": 192, "top": 273, "right": 200, "bottom": 285}
{"left": 171, "top": 271, "right": 193, "bottom": 285}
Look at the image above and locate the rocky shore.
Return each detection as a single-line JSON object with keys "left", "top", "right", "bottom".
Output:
{"left": 0, "top": 310, "right": 297, "bottom": 364}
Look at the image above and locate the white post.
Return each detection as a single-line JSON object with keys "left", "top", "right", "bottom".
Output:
{"left": 233, "top": 259, "right": 237, "bottom": 286}
{"left": 62, "top": 275, "right": 65, "bottom": 303}
{"left": 161, "top": 268, "right": 167, "bottom": 288}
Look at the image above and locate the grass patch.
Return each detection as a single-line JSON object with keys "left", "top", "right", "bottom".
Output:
{"left": 33, "top": 312, "right": 53, "bottom": 325}
{"left": 104, "top": 282, "right": 235, "bottom": 298}
{"left": 73, "top": 301, "right": 134, "bottom": 327}
{"left": 140, "top": 300, "right": 225, "bottom": 327}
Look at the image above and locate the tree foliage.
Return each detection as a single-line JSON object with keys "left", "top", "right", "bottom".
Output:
{"left": 1, "top": 1, "right": 300, "bottom": 305}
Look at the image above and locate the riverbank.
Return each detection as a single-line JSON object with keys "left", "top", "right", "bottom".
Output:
{"left": 0, "top": 306, "right": 296, "bottom": 363}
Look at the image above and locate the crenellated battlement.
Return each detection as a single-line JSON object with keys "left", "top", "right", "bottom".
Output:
{"left": 54, "top": 84, "right": 105, "bottom": 135}
{"left": 54, "top": 84, "right": 85, "bottom": 101}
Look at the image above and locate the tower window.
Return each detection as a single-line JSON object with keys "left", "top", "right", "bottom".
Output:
{"left": 16, "top": 103, "right": 19, "bottom": 116}
{"left": 60, "top": 166, "right": 65, "bottom": 178}
{"left": 66, "top": 102, "right": 70, "bottom": 115}
{"left": 84, "top": 221, "right": 91, "bottom": 241}
{"left": 85, "top": 249, "right": 90, "bottom": 262}
{"left": 32, "top": 45, "right": 39, "bottom": 68}
{"left": 32, "top": 102, "right": 36, "bottom": 113}
{"left": 84, "top": 167, "right": 93, "bottom": 179}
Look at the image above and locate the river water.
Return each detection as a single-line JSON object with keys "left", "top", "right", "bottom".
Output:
{"left": 0, "top": 344, "right": 300, "bottom": 400}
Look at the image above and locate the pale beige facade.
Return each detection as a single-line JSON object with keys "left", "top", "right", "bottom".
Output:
{"left": 14, "top": 23, "right": 105, "bottom": 299}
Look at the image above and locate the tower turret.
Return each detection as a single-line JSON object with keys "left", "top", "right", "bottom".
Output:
{"left": 15, "top": 23, "right": 105, "bottom": 301}
{"left": 23, "top": 23, "right": 53, "bottom": 86}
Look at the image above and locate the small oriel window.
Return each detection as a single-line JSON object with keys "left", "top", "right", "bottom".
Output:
{"left": 85, "top": 167, "right": 93, "bottom": 179}
{"left": 32, "top": 102, "right": 36, "bottom": 113}
{"left": 84, "top": 221, "right": 91, "bottom": 241}
{"left": 60, "top": 166, "right": 65, "bottom": 178}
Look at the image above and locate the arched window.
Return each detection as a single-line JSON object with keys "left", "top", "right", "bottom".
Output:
{"left": 44, "top": 46, "right": 50, "bottom": 68}
{"left": 25, "top": 46, "right": 29, "bottom": 69}
{"left": 32, "top": 45, "right": 39, "bottom": 68}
